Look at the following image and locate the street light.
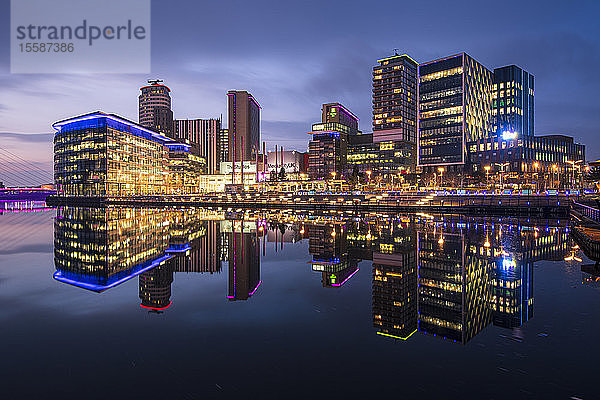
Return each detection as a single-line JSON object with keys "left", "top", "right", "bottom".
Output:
{"left": 437, "top": 167, "right": 445, "bottom": 188}
{"left": 552, "top": 164, "right": 558, "bottom": 189}
{"left": 495, "top": 162, "right": 509, "bottom": 189}
{"left": 566, "top": 160, "right": 582, "bottom": 190}
{"left": 484, "top": 165, "right": 491, "bottom": 187}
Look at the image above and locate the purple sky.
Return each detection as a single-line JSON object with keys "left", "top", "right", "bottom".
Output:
{"left": 1, "top": 0, "right": 599, "bottom": 185}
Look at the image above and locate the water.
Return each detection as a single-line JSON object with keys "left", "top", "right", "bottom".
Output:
{"left": 0, "top": 207, "right": 598, "bottom": 399}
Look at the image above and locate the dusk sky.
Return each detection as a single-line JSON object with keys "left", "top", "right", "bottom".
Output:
{"left": 1, "top": 0, "right": 599, "bottom": 184}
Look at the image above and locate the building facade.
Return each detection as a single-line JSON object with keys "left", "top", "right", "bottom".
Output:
{"left": 174, "top": 118, "right": 221, "bottom": 174}
{"left": 418, "top": 53, "right": 493, "bottom": 173}
{"left": 266, "top": 150, "right": 306, "bottom": 175}
{"left": 138, "top": 80, "right": 174, "bottom": 137}
{"left": 53, "top": 112, "right": 202, "bottom": 196}
{"left": 467, "top": 133, "right": 586, "bottom": 179}
{"left": 308, "top": 103, "right": 359, "bottom": 180}
{"left": 218, "top": 128, "right": 229, "bottom": 164}
{"left": 227, "top": 91, "right": 261, "bottom": 163}
{"left": 492, "top": 65, "right": 534, "bottom": 139}
{"left": 372, "top": 53, "right": 418, "bottom": 173}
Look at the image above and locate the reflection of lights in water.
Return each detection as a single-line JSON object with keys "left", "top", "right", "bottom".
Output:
{"left": 502, "top": 257, "right": 516, "bottom": 269}
{"left": 564, "top": 252, "right": 582, "bottom": 262}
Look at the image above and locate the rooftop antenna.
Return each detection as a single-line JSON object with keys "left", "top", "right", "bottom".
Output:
{"left": 147, "top": 79, "right": 164, "bottom": 85}
{"left": 393, "top": 48, "right": 399, "bottom": 56}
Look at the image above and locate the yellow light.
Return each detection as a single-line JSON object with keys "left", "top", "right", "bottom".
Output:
{"left": 437, "top": 167, "right": 445, "bottom": 173}
{"left": 438, "top": 236, "right": 444, "bottom": 245}
{"left": 484, "top": 165, "right": 491, "bottom": 171}
{"left": 331, "top": 230, "right": 336, "bottom": 237}
{"left": 534, "top": 162, "right": 539, "bottom": 168}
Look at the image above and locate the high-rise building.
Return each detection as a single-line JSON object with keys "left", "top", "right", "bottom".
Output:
{"left": 174, "top": 118, "right": 221, "bottom": 174}
{"left": 227, "top": 91, "right": 260, "bottom": 163}
{"left": 492, "top": 65, "right": 534, "bottom": 139}
{"left": 308, "top": 103, "right": 359, "bottom": 179}
{"left": 139, "top": 80, "right": 174, "bottom": 137}
{"left": 418, "top": 53, "right": 493, "bottom": 172}
{"left": 372, "top": 53, "right": 418, "bottom": 172}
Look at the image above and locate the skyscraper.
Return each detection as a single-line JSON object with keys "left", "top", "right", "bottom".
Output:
{"left": 418, "top": 53, "right": 493, "bottom": 173}
{"left": 492, "top": 65, "right": 534, "bottom": 139}
{"left": 139, "top": 80, "right": 174, "bottom": 137}
{"left": 174, "top": 118, "right": 221, "bottom": 174}
{"left": 372, "top": 53, "right": 418, "bottom": 172}
{"left": 227, "top": 90, "right": 260, "bottom": 163}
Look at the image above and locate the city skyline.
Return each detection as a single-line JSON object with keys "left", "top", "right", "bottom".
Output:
{"left": 1, "top": 0, "right": 599, "bottom": 176}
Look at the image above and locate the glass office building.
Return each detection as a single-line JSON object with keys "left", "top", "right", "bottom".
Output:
{"left": 492, "top": 65, "right": 534, "bottom": 139}
{"left": 53, "top": 111, "right": 203, "bottom": 196}
{"left": 418, "top": 53, "right": 493, "bottom": 172}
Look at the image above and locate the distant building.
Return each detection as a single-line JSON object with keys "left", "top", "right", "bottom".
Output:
{"left": 139, "top": 80, "right": 174, "bottom": 137}
{"left": 372, "top": 53, "right": 418, "bottom": 173}
{"left": 266, "top": 150, "right": 306, "bottom": 174}
{"left": 174, "top": 118, "right": 221, "bottom": 174}
{"left": 418, "top": 53, "right": 493, "bottom": 173}
{"left": 218, "top": 128, "right": 229, "bottom": 163}
{"left": 227, "top": 91, "right": 260, "bottom": 163}
{"left": 308, "top": 103, "right": 359, "bottom": 179}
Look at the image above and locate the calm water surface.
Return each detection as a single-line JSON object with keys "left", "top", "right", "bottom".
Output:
{"left": 0, "top": 207, "right": 598, "bottom": 399}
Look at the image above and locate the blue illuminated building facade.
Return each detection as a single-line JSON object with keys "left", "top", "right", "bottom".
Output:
{"left": 492, "top": 65, "right": 534, "bottom": 139}
{"left": 53, "top": 111, "right": 203, "bottom": 196}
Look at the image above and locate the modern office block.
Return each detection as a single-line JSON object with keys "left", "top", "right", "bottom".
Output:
{"left": 418, "top": 53, "right": 493, "bottom": 172}
{"left": 53, "top": 111, "right": 202, "bottom": 196}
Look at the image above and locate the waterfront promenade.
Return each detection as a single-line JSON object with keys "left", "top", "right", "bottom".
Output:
{"left": 47, "top": 191, "right": 572, "bottom": 217}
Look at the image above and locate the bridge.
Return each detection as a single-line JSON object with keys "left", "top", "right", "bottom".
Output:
{"left": 0, "top": 144, "right": 54, "bottom": 211}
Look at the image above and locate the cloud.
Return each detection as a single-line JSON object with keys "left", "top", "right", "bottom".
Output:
{"left": 0, "top": 132, "right": 53, "bottom": 142}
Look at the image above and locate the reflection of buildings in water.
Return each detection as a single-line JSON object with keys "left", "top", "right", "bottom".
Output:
{"left": 227, "top": 222, "right": 261, "bottom": 301}
{"left": 373, "top": 253, "right": 417, "bottom": 340}
{"left": 307, "top": 223, "right": 360, "bottom": 288}
{"left": 368, "top": 218, "right": 570, "bottom": 344}
{"left": 53, "top": 207, "right": 227, "bottom": 310}
{"left": 139, "top": 260, "right": 174, "bottom": 311}
{"left": 418, "top": 228, "right": 494, "bottom": 344}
